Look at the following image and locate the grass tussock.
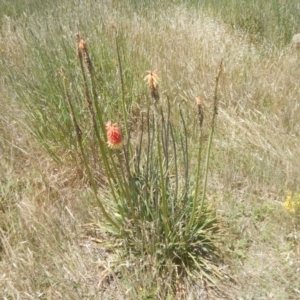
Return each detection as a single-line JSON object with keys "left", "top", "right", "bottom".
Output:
{"left": 1, "top": 0, "right": 300, "bottom": 299}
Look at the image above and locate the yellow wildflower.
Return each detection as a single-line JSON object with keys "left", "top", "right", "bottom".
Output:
{"left": 283, "top": 193, "right": 300, "bottom": 213}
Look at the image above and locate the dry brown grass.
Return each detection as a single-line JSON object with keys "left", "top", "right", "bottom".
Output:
{"left": 1, "top": 2, "right": 300, "bottom": 299}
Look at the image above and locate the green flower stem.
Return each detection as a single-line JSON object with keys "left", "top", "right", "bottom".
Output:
{"left": 188, "top": 60, "right": 223, "bottom": 229}
{"left": 187, "top": 139, "right": 202, "bottom": 232}
{"left": 115, "top": 30, "right": 129, "bottom": 137}
{"left": 78, "top": 137, "right": 119, "bottom": 230}
{"left": 117, "top": 149, "right": 136, "bottom": 219}
{"left": 63, "top": 74, "right": 119, "bottom": 230}
{"left": 200, "top": 60, "right": 223, "bottom": 214}
{"left": 199, "top": 123, "right": 214, "bottom": 213}
{"left": 155, "top": 111, "right": 169, "bottom": 241}
{"left": 83, "top": 52, "right": 130, "bottom": 213}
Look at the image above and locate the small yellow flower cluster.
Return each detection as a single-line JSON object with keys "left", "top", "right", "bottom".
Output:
{"left": 283, "top": 193, "right": 300, "bottom": 213}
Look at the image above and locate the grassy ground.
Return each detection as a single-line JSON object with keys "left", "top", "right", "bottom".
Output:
{"left": 196, "top": 0, "right": 300, "bottom": 47}
{"left": 1, "top": 0, "right": 300, "bottom": 299}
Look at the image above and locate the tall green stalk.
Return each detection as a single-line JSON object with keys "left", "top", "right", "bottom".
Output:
{"left": 114, "top": 28, "right": 129, "bottom": 137}
{"left": 188, "top": 60, "right": 223, "bottom": 230}
{"left": 199, "top": 60, "right": 223, "bottom": 213}
{"left": 77, "top": 36, "right": 129, "bottom": 214}
{"left": 62, "top": 71, "right": 119, "bottom": 230}
{"left": 156, "top": 111, "right": 170, "bottom": 240}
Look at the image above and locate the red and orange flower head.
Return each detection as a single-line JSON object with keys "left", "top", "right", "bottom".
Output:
{"left": 195, "top": 96, "right": 203, "bottom": 105}
{"left": 144, "top": 69, "right": 159, "bottom": 89}
{"left": 106, "top": 122, "right": 123, "bottom": 149}
{"left": 144, "top": 70, "right": 160, "bottom": 102}
{"left": 78, "top": 38, "right": 87, "bottom": 51}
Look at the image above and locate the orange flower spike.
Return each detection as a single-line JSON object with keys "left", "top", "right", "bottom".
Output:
{"left": 78, "top": 38, "right": 87, "bottom": 51}
{"left": 106, "top": 122, "right": 123, "bottom": 149}
{"left": 144, "top": 69, "right": 159, "bottom": 89}
{"left": 195, "top": 96, "right": 203, "bottom": 105}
